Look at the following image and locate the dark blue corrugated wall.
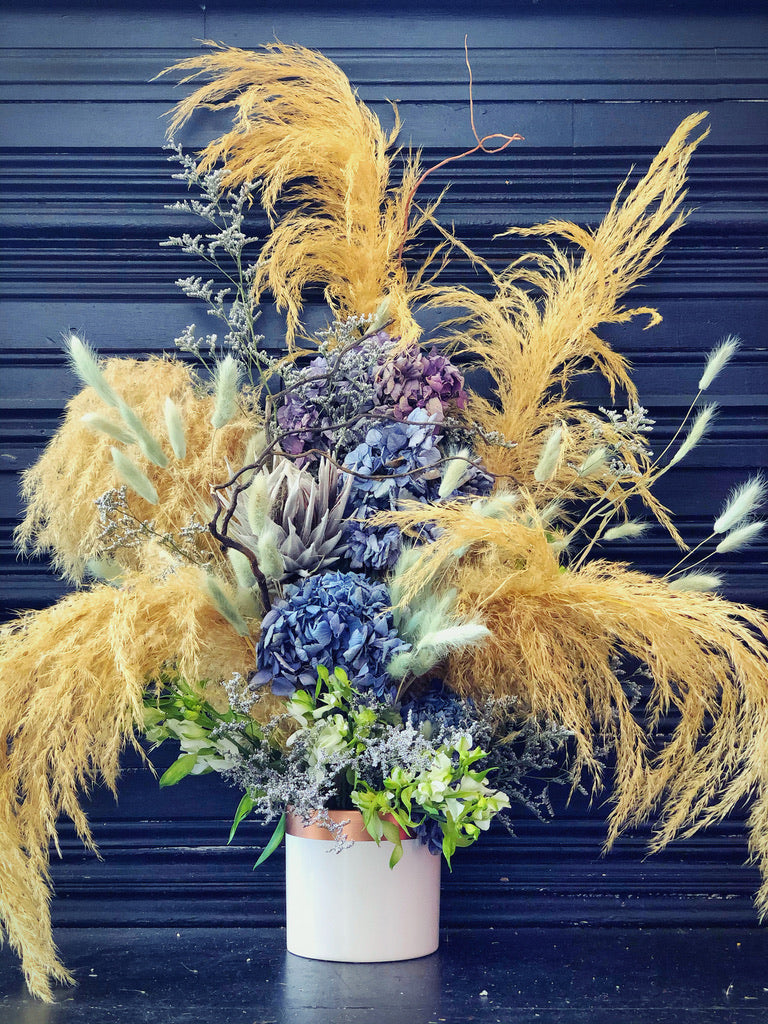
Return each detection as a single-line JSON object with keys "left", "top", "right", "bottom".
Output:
{"left": 1, "top": 1, "right": 766, "bottom": 928}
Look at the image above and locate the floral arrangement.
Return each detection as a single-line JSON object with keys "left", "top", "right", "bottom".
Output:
{"left": 1, "top": 41, "right": 767, "bottom": 1002}
{"left": 145, "top": 665, "right": 526, "bottom": 868}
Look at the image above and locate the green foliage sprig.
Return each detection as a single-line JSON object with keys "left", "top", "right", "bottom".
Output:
{"left": 144, "top": 665, "right": 513, "bottom": 868}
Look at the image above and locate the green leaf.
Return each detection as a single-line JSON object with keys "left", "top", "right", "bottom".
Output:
{"left": 158, "top": 752, "right": 198, "bottom": 787}
{"left": 441, "top": 833, "right": 455, "bottom": 871}
{"left": 228, "top": 792, "right": 255, "bottom": 845}
{"left": 380, "top": 817, "right": 402, "bottom": 846}
{"left": 141, "top": 704, "right": 165, "bottom": 729}
{"left": 253, "top": 812, "right": 286, "bottom": 868}
{"left": 388, "top": 839, "right": 404, "bottom": 869}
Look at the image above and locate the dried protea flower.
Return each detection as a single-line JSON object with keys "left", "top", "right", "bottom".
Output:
{"left": 223, "top": 456, "right": 352, "bottom": 582}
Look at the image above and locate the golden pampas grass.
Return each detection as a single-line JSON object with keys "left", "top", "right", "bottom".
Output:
{"left": 160, "top": 42, "right": 427, "bottom": 344}
{"left": 0, "top": 566, "right": 255, "bottom": 1001}
{"left": 4, "top": 31, "right": 764, "bottom": 1003}
{"left": 16, "top": 356, "right": 259, "bottom": 582}
{"left": 430, "top": 112, "right": 709, "bottom": 519}
{"left": 378, "top": 497, "right": 768, "bottom": 907}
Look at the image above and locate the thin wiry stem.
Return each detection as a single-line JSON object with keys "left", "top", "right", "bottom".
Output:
{"left": 396, "top": 37, "right": 524, "bottom": 266}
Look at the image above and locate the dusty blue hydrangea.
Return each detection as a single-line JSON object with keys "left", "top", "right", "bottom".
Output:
{"left": 341, "top": 411, "right": 439, "bottom": 569}
{"left": 342, "top": 411, "right": 492, "bottom": 570}
{"left": 344, "top": 500, "right": 404, "bottom": 571}
{"left": 412, "top": 815, "right": 444, "bottom": 855}
{"left": 254, "top": 570, "right": 408, "bottom": 697}
{"left": 342, "top": 409, "right": 442, "bottom": 501}
{"left": 402, "top": 685, "right": 476, "bottom": 736}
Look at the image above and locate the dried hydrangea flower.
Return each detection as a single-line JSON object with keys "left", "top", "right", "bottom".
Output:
{"left": 374, "top": 345, "right": 468, "bottom": 422}
{"left": 254, "top": 570, "right": 409, "bottom": 697}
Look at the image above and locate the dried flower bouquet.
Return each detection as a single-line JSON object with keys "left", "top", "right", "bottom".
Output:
{"left": 1, "top": 41, "right": 767, "bottom": 1002}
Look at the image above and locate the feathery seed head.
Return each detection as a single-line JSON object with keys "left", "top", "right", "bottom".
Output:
{"left": 116, "top": 400, "right": 168, "bottom": 468}
{"left": 713, "top": 475, "right": 767, "bottom": 535}
{"left": 534, "top": 426, "right": 563, "bottom": 483}
{"left": 715, "top": 520, "right": 765, "bottom": 554}
{"left": 81, "top": 413, "right": 135, "bottom": 446}
{"left": 211, "top": 355, "right": 241, "bottom": 429}
{"left": 246, "top": 473, "right": 271, "bottom": 534}
{"left": 669, "top": 403, "right": 717, "bottom": 466}
{"left": 438, "top": 449, "right": 473, "bottom": 499}
{"left": 244, "top": 430, "right": 268, "bottom": 466}
{"left": 66, "top": 333, "right": 120, "bottom": 408}
{"left": 669, "top": 572, "right": 723, "bottom": 592}
{"left": 577, "top": 447, "right": 609, "bottom": 478}
{"left": 257, "top": 524, "right": 286, "bottom": 581}
{"left": 85, "top": 557, "right": 124, "bottom": 585}
{"left": 368, "top": 296, "right": 391, "bottom": 333}
{"left": 699, "top": 335, "right": 740, "bottom": 391}
{"left": 539, "top": 501, "right": 564, "bottom": 528}
{"left": 235, "top": 584, "right": 262, "bottom": 620}
{"left": 471, "top": 493, "right": 519, "bottom": 519}
{"left": 205, "top": 575, "right": 251, "bottom": 636}
{"left": 603, "top": 520, "right": 648, "bottom": 542}
{"left": 228, "top": 548, "right": 257, "bottom": 589}
{"left": 164, "top": 398, "right": 187, "bottom": 460}
{"left": 110, "top": 447, "right": 158, "bottom": 505}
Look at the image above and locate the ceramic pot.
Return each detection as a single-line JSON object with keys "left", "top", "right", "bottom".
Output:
{"left": 284, "top": 809, "right": 441, "bottom": 962}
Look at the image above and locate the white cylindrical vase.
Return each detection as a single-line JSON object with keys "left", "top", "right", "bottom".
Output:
{"left": 285, "top": 810, "right": 441, "bottom": 962}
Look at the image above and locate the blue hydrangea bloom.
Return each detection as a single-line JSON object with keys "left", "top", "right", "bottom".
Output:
{"left": 342, "top": 410, "right": 492, "bottom": 571}
{"left": 401, "top": 684, "right": 476, "bottom": 734}
{"left": 341, "top": 411, "right": 440, "bottom": 570}
{"left": 342, "top": 410, "right": 442, "bottom": 503}
{"left": 344, "top": 497, "right": 404, "bottom": 571}
{"left": 413, "top": 815, "right": 444, "bottom": 856}
{"left": 254, "top": 570, "right": 409, "bottom": 698}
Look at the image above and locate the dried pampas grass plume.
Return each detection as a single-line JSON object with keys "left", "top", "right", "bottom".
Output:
{"left": 431, "top": 112, "right": 709, "bottom": 513}
{"left": 381, "top": 498, "right": 768, "bottom": 911}
{"left": 159, "top": 42, "right": 428, "bottom": 344}
{"left": 16, "top": 356, "right": 258, "bottom": 582}
{"left": 0, "top": 566, "right": 255, "bottom": 1001}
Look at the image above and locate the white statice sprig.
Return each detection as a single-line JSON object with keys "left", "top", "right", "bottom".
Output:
{"left": 94, "top": 487, "right": 211, "bottom": 568}
{"left": 162, "top": 143, "right": 268, "bottom": 379}
{"left": 584, "top": 404, "right": 655, "bottom": 479}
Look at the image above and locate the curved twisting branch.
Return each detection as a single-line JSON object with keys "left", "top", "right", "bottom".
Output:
{"left": 209, "top": 489, "right": 273, "bottom": 612}
{"left": 397, "top": 37, "right": 524, "bottom": 266}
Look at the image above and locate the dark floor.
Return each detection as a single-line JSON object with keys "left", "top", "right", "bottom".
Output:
{"left": 2, "top": 927, "right": 768, "bottom": 1024}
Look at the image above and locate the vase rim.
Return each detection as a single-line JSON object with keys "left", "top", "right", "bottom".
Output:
{"left": 285, "top": 808, "right": 408, "bottom": 842}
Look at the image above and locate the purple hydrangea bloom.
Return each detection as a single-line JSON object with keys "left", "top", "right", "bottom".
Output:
{"left": 375, "top": 345, "right": 468, "bottom": 422}
{"left": 276, "top": 357, "right": 331, "bottom": 457}
{"left": 276, "top": 331, "right": 396, "bottom": 461}
{"left": 255, "top": 570, "right": 408, "bottom": 698}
